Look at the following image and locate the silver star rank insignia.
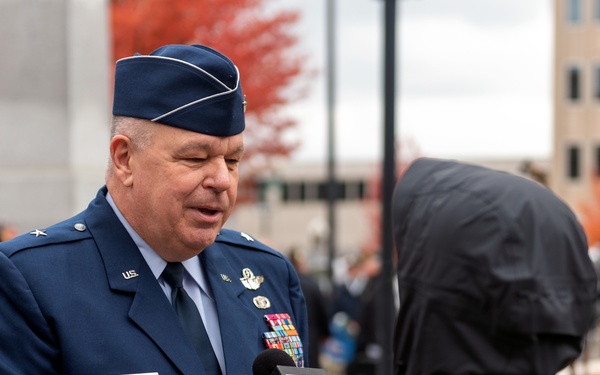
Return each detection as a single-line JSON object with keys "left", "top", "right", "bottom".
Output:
{"left": 29, "top": 229, "right": 47, "bottom": 237}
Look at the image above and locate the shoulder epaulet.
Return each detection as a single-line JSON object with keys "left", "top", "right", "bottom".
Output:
{"left": 0, "top": 214, "right": 92, "bottom": 257}
{"left": 215, "top": 228, "right": 279, "bottom": 255}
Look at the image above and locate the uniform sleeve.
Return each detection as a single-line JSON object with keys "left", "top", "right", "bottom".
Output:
{"left": 284, "top": 257, "right": 310, "bottom": 366}
{"left": 0, "top": 251, "right": 59, "bottom": 374}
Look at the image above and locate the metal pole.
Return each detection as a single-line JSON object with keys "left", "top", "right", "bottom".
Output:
{"left": 326, "top": 0, "right": 337, "bottom": 283}
{"left": 378, "top": 0, "right": 397, "bottom": 374}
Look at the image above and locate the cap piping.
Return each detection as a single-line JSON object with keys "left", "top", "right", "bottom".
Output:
{"left": 116, "top": 55, "right": 241, "bottom": 123}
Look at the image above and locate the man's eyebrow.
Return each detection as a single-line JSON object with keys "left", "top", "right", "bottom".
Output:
{"left": 228, "top": 145, "right": 245, "bottom": 157}
{"left": 175, "top": 142, "right": 212, "bottom": 155}
{"left": 175, "top": 142, "right": 244, "bottom": 156}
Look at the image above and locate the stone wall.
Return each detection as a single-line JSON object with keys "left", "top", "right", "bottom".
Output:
{"left": 0, "top": 0, "right": 110, "bottom": 233}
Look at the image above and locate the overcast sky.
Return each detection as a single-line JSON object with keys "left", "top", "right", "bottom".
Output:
{"left": 270, "top": 0, "right": 552, "bottom": 163}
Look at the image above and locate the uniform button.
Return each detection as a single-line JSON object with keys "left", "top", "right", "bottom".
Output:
{"left": 74, "top": 223, "right": 86, "bottom": 232}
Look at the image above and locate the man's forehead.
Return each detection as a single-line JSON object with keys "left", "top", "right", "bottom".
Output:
{"left": 173, "top": 134, "right": 244, "bottom": 155}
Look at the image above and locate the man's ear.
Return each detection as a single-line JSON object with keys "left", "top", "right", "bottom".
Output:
{"left": 110, "top": 135, "right": 134, "bottom": 187}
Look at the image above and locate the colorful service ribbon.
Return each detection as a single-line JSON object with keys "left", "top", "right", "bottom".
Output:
{"left": 262, "top": 313, "right": 304, "bottom": 368}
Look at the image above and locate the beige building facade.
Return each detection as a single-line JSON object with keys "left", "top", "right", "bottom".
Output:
{"left": 551, "top": 0, "right": 600, "bottom": 210}
{"left": 0, "top": 0, "right": 110, "bottom": 232}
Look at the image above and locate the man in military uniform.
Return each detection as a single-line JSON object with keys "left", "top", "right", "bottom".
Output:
{"left": 0, "top": 44, "right": 307, "bottom": 375}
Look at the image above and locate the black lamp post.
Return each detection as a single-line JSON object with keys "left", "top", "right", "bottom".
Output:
{"left": 377, "top": 0, "right": 398, "bottom": 374}
{"left": 326, "top": 0, "right": 337, "bottom": 283}
{"left": 324, "top": 1, "right": 397, "bottom": 373}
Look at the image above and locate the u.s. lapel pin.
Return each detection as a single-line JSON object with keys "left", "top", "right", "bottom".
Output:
{"left": 122, "top": 270, "right": 139, "bottom": 279}
{"left": 241, "top": 232, "right": 254, "bottom": 242}
{"left": 240, "top": 268, "right": 264, "bottom": 290}
{"left": 221, "top": 274, "right": 232, "bottom": 282}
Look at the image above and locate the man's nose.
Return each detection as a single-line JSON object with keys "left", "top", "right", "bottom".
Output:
{"left": 203, "top": 158, "right": 232, "bottom": 192}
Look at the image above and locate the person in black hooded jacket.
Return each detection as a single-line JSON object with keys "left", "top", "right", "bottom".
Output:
{"left": 392, "top": 158, "right": 598, "bottom": 375}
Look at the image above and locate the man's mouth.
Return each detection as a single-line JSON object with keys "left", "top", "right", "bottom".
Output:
{"left": 199, "top": 208, "right": 218, "bottom": 216}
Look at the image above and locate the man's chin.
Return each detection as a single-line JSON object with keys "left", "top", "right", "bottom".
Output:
{"left": 187, "top": 230, "right": 220, "bottom": 251}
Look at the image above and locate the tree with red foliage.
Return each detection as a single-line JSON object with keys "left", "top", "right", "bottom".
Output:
{"left": 580, "top": 174, "right": 600, "bottom": 247}
{"left": 111, "top": 0, "right": 312, "bottom": 200}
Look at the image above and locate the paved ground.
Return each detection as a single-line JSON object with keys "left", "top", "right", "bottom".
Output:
{"left": 559, "top": 330, "right": 600, "bottom": 375}
{"left": 559, "top": 359, "right": 600, "bottom": 375}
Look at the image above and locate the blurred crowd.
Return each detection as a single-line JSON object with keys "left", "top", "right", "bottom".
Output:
{"left": 291, "top": 239, "right": 600, "bottom": 375}
{"left": 0, "top": 222, "right": 17, "bottom": 242}
{"left": 289, "top": 245, "right": 392, "bottom": 375}
{"left": 569, "top": 244, "right": 600, "bottom": 375}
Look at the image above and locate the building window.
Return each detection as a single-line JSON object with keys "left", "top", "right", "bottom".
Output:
{"left": 595, "top": 66, "right": 600, "bottom": 99}
{"left": 568, "top": 66, "right": 581, "bottom": 101}
{"left": 567, "top": 145, "right": 580, "bottom": 179}
{"left": 282, "top": 182, "right": 306, "bottom": 202}
{"left": 596, "top": 146, "right": 600, "bottom": 175}
{"left": 567, "top": 0, "right": 582, "bottom": 24}
{"left": 304, "top": 182, "right": 319, "bottom": 201}
{"left": 345, "top": 180, "right": 366, "bottom": 200}
{"left": 596, "top": 66, "right": 600, "bottom": 99}
{"left": 279, "top": 179, "right": 368, "bottom": 203}
{"left": 317, "top": 181, "right": 344, "bottom": 201}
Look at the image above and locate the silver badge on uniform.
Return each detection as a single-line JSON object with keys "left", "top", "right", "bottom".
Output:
{"left": 240, "top": 268, "right": 264, "bottom": 290}
{"left": 253, "top": 296, "right": 271, "bottom": 309}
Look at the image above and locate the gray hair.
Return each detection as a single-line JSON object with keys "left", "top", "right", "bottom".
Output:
{"left": 110, "top": 116, "right": 154, "bottom": 149}
{"left": 106, "top": 116, "right": 156, "bottom": 178}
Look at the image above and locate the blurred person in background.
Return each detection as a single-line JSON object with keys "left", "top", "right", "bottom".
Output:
{"left": 290, "top": 247, "right": 331, "bottom": 368}
{"left": 0, "top": 222, "right": 18, "bottom": 242}
{"left": 392, "top": 158, "right": 597, "bottom": 375}
{"left": 344, "top": 251, "right": 384, "bottom": 375}
{"left": 322, "top": 251, "right": 383, "bottom": 375}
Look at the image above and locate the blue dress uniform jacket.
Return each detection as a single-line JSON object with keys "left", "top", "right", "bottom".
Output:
{"left": 0, "top": 187, "right": 308, "bottom": 375}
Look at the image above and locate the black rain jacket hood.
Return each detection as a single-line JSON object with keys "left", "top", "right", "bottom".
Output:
{"left": 392, "top": 158, "right": 597, "bottom": 375}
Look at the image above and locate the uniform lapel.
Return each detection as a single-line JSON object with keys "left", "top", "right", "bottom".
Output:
{"left": 84, "top": 188, "right": 206, "bottom": 375}
{"left": 201, "top": 244, "right": 265, "bottom": 374}
{"left": 127, "top": 268, "right": 206, "bottom": 375}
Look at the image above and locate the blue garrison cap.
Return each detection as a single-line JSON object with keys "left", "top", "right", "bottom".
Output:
{"left": 112, "top": 44, "right": 246, "bottom": 136}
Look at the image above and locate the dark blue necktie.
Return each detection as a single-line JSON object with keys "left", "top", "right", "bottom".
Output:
{"left": 162, "top": 262, "right": 221, "bottom": 374}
